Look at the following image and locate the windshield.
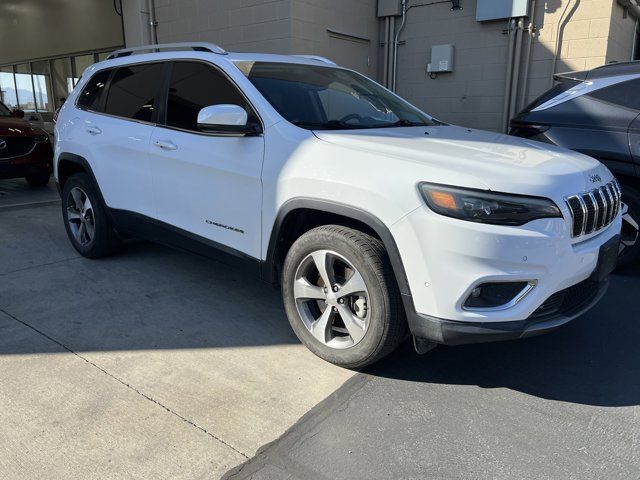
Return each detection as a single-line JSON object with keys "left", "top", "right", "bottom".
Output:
{"left": 235, "top": 61, "right": 438, "bottom": 130}
{"left": 0, "top": 101, "right": 11, "bottom": 117}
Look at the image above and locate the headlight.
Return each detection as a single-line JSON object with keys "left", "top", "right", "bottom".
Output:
{"left": 34, "top": 133, "right": 49, "bottom": 142}
{"left": 419, "top": 182, "right": 562, "bottom": 226}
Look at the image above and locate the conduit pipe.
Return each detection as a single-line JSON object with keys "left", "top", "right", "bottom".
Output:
{"left": 508, "top": 17, "right": 525, "bottom": 124}
{"left": 502, "top": 19, "right": 517, "bottom": 133}
{"left": 518, "top": 0, "right": 536, "bottom": 112}
{"left": 392, "top": 0, "right": 408, "bottom": 91}
{"left": 147, "top": 0, "right": 158, "bottom": 44}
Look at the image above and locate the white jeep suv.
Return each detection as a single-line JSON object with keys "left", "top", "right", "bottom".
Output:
{"left": 54, "top": 43, "right": 621, "bottom": 368}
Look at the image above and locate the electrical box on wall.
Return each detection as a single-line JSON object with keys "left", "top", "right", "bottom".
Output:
{"left": 476, "top": 0, "right": 530, "bottom": 22}
{"left": 377, "top": 0, "right": 402, "bottom": 17}
{"left": 427, "top": 44, "right": 455, "bottom": 73}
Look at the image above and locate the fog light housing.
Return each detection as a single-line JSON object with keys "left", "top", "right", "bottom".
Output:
{"left": 464, "top": 281, "right": 536, "bottom": 310}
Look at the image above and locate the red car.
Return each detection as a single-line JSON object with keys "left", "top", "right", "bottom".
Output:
{"left": 0, "top": 101, "right": 53, "bottom": 187}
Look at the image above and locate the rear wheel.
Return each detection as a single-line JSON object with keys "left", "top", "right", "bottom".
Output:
{"left": 25, "top": 172, "right": 50, "bottom": 187}
{"left": 282, "top": 225, "right": 406, "bottom": 369}
{"left": 61, "top": 173, "right": 121, "bottom": 258}
{"left": 619, "top": 184, "right": 640, "bottom": 266}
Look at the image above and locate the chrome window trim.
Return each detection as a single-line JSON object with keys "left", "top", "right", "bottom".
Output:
{"left": 73, "top": 58, "right": 266, "bottom": 137}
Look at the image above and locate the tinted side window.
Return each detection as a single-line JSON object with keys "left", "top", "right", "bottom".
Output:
{"left": 77, "top": 69, "right": 112, "bottom": 111}
{"left": 589, "top": 79, "right": 640, "bottom": 111}
{"left": 166, "top": 62, "right": 251, "bottom": 131}
{"left": 105, "top": 63, "right": 165, "bottom": 122}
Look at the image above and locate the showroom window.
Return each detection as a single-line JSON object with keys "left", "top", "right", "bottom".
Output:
{"left": 104, "top": 63, "right": 165, "bottom": 122}
{"left": 0, "top": 48, "right": 119, "bottom": 113}
{"left": 166, "top": 62, "right": 250, "bottom": 131}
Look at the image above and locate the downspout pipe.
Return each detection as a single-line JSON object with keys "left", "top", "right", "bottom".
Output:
{"left": 508, "top": 18, "right": 525, "bottom": 123}
{"left": 502, "top": 19, "right": 517, "bottom": 133}
{"left": 388, "top": 17, "right": 396, "bottom": 88}
{"left": 382, "top": 17, "right": 390, "bottom": 88}
{"left": 518, "top": 0, "right": 536, "bottom": 112}
{"left": 147, "top": 0, "right": 158, "bottom": 45}
{"left": 392, "top": 0, "right": 408, "bottom": 91}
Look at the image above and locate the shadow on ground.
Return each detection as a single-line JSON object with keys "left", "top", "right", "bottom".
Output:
{"left": 366, "top": 263, "right": 640, "bottom": 407}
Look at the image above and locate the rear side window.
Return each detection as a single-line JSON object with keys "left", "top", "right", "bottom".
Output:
{"left": 105, "top": 63, "right": 165, "bottom": 122}
{"left": 77, "top": 69, "right": 112, "bottom": 111}
{"left": 166, "top": 61, "right": 251, "bottom": 131}
{"left": 520, "top": 81, "right": 577, "bottom": 114}
{"left": 589, "top": 78, "right": 640, "bottom": 111}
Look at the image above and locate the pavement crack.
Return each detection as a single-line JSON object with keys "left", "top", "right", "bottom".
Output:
{"left": 0, "top": 307, "right": 250, "bottom": 460}
{"left": 0, "top": 256, "right": 82, "bottom": 277}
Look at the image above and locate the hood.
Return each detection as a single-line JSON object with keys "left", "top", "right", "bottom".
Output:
{"left": 313, "top": 125, "right": 610, "bottom": 197}
{"left": 0, "top": 117, "right": 40, "bottom": 137}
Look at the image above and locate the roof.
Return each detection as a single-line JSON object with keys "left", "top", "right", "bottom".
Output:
{"left": 555, "top": 60, "right": 640, "bottom": 82}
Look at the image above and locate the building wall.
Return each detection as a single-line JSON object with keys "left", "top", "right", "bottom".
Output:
{"left": 149, "top": 0, "right": 294, "bottom": 53}
{"left": 393, "top": 0, "right": 637, "bottom": 132}
{"left": 117, "top": 0, "right": 638, "bottom": 131}
{"left": 122, "top": 0, "right": 377, "bottom": 75}
{"left": 0, "top": 0, "right": 123, "bottom": 65}
{"left": 290, "top": 0, "right": 380, "bottom": 78}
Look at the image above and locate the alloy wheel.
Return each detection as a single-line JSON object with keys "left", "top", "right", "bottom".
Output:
{"left": 66, "top": 187, "right": 95, "bottom": 246}
{"left": 293, "top": 249, "right": 370, "bottom": 349}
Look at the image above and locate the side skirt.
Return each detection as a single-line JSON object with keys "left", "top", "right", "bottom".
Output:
{"left": 109, "top": 208, "right": 262, "bottom": 276}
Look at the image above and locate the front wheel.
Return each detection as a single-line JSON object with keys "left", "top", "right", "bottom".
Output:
{"left": 282, "top": 225, "right": 406, "bottom": 369}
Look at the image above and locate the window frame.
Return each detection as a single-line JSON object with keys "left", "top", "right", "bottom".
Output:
{"left": 75, "top": 67, "right": 115, "bottom": 114}
{"left": 103, "top": 62, "right": 167, "bottom": 124}
{"left": 74, "top": 60, "right": 167, "bottom": 126}
{"left": 155, "top": 59, "right": 264, "bottom": 137}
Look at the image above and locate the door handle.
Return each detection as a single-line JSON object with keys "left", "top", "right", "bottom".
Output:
{"left": 154, "top": 139, "right": 178, "bottom": 151}
{"left": 85, "top": 126, "right": 102, "bottom": 135}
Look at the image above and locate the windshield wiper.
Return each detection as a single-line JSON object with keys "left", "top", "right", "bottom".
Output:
{"left": 378, "top": 119, "right": 433, "bottom": 128}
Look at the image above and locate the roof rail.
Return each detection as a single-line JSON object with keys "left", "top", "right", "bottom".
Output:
{"left": 107, "top": 42, "right": 227, "bottom": 60}
{"left": 295, "top": 55, "right": 337, "bottom": 66}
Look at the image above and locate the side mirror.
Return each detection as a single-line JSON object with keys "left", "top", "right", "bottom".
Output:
{"left": 12, "top": 109, "right": 25, "bottom": 119}
{"left": 197, "top": 104, "right": 257, "bottom": 134}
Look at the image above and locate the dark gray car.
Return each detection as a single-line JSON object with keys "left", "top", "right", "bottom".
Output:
{"left": 511, "top": 61, "right": 640, "bottom": 265}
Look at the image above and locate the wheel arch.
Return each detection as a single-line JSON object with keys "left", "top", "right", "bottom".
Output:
{"left": 262, "top": 198, "right": 411, "bottom": 297}
{"left": 57, "top": 153, "right": 107, "bottom": 205}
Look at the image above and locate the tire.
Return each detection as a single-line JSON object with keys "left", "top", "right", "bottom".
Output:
{"left": 282, "top": 225, "right": 407, "bottom": 369}
{"left": 25, "top": 172, "right": 50, "bottom": 187}
{"left": 618, "top": 184, "right": 640, "bottom": 266}
{"left": 61, "top": 173, "right": 121, "bottom": 258}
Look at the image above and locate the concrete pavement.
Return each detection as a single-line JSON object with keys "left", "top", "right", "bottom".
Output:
{"left": 0, "top": 186, "right": 353, "bottom": 479}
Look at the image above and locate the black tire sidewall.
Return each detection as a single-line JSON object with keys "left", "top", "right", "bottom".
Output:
{"left": 282, "top": 227, "right": 395, "bottom": 368}
{"left": 61, "top": 173, "right": 116, "bottom": 258}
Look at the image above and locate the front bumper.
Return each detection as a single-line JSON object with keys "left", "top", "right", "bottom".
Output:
{"left": 391, "top": 204, "right": 621, "bottom": 344}
{"left": 0, "top": 141, "right": 53, "bottom": 180}
{"left": 408, "top": 277, "right": 608, "bottom": 345}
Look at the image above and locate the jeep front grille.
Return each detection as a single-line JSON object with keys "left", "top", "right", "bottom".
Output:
{"left": 565, "top": 180, "right": 621, "bottom": 237}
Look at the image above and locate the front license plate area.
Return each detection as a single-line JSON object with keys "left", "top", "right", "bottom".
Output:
{"left": 590, "top": 235, "right": 619, "bottom": 282}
